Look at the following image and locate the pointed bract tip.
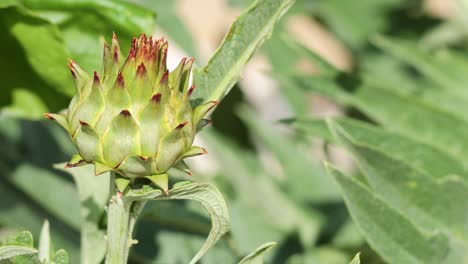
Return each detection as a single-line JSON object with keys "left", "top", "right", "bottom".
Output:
{"left": 43, "top": 113, "right": 55, "bottom": 120}
{"left": 202, "top": 148, "right": 208, "bottom": 154}
{"left": 160, "top": 70, "right": 169, "bottom": 83}
{"left": 136, "top": 63, "right": 147, "bottom": 76}
{"left": 138, "top": 155, "right": 149, "bottom": 161}
{"left": 112, "top": 31, "right": 118, "bottom": 41}
{"left": 176, "top": 121, "right": 188, "bottom": 129}
{"left": 120, "top": 109, "right": 131, "bottom": 117}
{"left": 116, "top": 72, "right": 125, "bottom": 88}
{"left": 186, "top": 57, "right": 195, "bottom": 66}
{"left": 113, "top": 46, "right": 119, "bottom": 62}
{"left": 93, "top": 71, "right": 100, "bottom": 84}
{"left": 187, "top": 170, "right": 193, "bottom": 176}
{"left": 79, "top": 120, "right": 90, "bottom": 126}
{"left": 151, "top": 93, "right": 162, "bottom": 103}
{"left": 188, "top": 84, "right": 196, "bottom": 96}
{"left": 65, "top": 159, "right": 85, "bottom": 168}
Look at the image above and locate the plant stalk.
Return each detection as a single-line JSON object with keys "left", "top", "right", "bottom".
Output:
{"left": 105, "top": 173, "right": 143, "bottom": 264}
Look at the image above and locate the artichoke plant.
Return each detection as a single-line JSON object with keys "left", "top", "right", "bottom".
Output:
{"left": 45, "top": 33, "right": 215, "bottom": 187}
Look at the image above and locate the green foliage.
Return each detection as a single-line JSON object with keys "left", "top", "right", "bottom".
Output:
{"left": 278, "top": 2, "right": 468, "bottom": 262}
{"left": 4, "top": 0, "right": 468, "bottom": 263}
{"left": 238, "top": 242, "right": 276, "bottom": 264}
{"left": 126, "top": 181, "right": 230, "bottom": 264}
{"left": 0, "top": 223, "right": 69, "bottom": 264}
{"left": 191, "top": 0, "right": 295, "bottom": 106}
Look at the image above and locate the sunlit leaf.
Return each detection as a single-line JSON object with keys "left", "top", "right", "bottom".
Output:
{"left": 126, "top": 181, "right": 230, "bottom": 264}
{"left": 191, "top": 0, "right": 295, "bottom": 106}
{"left": 238, "top": 242, "right": 276, "bottom": 264}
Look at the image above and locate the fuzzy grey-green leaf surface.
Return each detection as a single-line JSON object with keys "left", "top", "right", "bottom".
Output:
{"left": 326, "top": 165, "right": 451, "bottom": 264}
{"left": 191, "top": 0, "right": 295, "bottom": 106}
{"left": 126, "top": 181, "right": 229, "bottom": 264}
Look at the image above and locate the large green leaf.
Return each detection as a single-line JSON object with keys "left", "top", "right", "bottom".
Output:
{"left": 300, "top": 77, "right": 468, "bottom": 166}
{"left": 326, "top": 165, "right": 451, "bottom": 264}
{"left": 0, "top": 4, "right": 70, "bottom": 117}
{"left": 238, "top": 106, "right": 340, "bottom": 203}
{"left": 329, "top": 121, "right": 468, "bottom": 246}
{"left": 315, "top": 0, "right": 403, "bottom": 48}
{"left": 126, "top": 181, "right": 230, "bottom": 264}
{"left": 291, "top": 117, "right": 467, "bottom": 180}
{"left": 372, "top": 36, "right": 468, "bottom": 99}
{"left": 21, "top": 0, "right": 156, "bottom": 73}
{"left": 191, "top": 0, "right": 295, "bottom": 106}
{"left": 204, "top": 130, "right": 323, "bottom": 250}
{"left": 55, "top": 164, "right": 109, "bottom": 264}
{"left": 8, "top": 164, "right": 81, "bottom": 230}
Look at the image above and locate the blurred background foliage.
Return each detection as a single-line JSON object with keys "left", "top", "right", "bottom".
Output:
{"left": 1, "top": 0, "right": 468, "bottom": 263}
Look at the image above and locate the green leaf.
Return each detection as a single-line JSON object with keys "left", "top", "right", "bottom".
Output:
{"left": 372, "top": 36, "right": 468, "bottom": 99}
{"left": 316, "top": 0, "right": 403, "bottom": 48}
{"left": 0, "top": 5, "right": 73, "bottom": 95}
{"left": 38, "top": 220, "right": 52, "bottom": 262}
{"left": 191, "top": 0, "right": 295, "bottom": 106}
{"left": 0, "top": 5, "right": 70, "bottom": 117}
{"left": 292, "top": 117, "right": 467, "bottom": 180}
{"left": 0, "top": 245, "right": 37, "bottom": 260}
{"left": 204, "top": 130, "right": 323, "bottom": 250}
{"left": 349, "top": 252, "right": 361, "bottom": 264}
{"left": 53, "top": 249, "right": 69, "bottom": 264}
{"left": 238, "top": 242, "right": 276, "bottom": 264}
{"left": 237, "top": 105, "right": 340, "bottom": 203}
{"left": 126, "top": 181, "right": 230, "bottom": 264}
{"left": 286, "top": 247, "right": 349, "bottom": 264}
{"left": 55, "top": 163, "right": 109, "bottom": 264}
{"left": 9, "top": 164, "right": 81, "bottom": 230}
{"left": 3, "top": 89, "right": 49, "bottom": 119}
{"left": 0, "top": 230, "right": 38, "bottom": 261}
{"left": 328, "top": 121, "right": 468, "bottom": 245}
{"left": 22, "top": 0, "right": 156, "bottom": 73}
{"left": 326, "top": 165, "right": 451, "bottom": 264}
{"left": 12, "top": 231, "right": 34, "bottom": 247}
{"left": 351, "top": 85, "right": 468, "bottom": 165}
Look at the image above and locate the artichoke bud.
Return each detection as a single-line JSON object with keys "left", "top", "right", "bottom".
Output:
{"left": 46, "top": 34, "right": 213, "bottom": 179}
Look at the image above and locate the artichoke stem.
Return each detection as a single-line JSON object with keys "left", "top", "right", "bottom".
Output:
{"left": 106, "top": 172, "right": 141, "bottom": 264}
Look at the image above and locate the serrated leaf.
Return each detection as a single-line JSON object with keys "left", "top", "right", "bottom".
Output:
{"left": 38, "top": 220, "right": 51, "bottom": 262}
{"left": 126, "top": 181, "right": 229, "bottom": 264}
{"left": 238, "top": 242, "right": 276, "bottom": 264}
{"left": 326, "top": 165, "right": 452, "bottom": 264}
{"left": 191, "top": 0, "right": 295, "bottom": 107}
{"left": 0, "top": 245, "right": 37, "bottom": 260}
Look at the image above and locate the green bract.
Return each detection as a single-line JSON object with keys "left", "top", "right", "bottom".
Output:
{"left": 46, "top": 34, "right": 214, "bottom": 179}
